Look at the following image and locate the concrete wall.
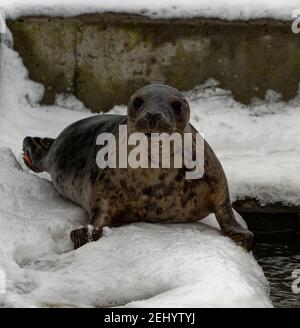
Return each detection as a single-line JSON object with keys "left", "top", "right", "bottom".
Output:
{"left": 7, "top": 14, "right": 300, "bottom": 112}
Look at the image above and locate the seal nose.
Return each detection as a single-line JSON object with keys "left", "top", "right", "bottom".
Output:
{"left": 145, "top": 112, "right": 162, "bottom": 128}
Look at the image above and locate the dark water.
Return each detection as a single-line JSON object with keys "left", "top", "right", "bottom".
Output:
{"left": 252, "top": 233, "right": 300, "bottom": 308}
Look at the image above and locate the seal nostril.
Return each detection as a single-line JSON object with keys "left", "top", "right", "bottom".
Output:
{"left": 153, "top": 113, "right": 162, "bottom": 120}
{"left": 171, "top": 101, "right": 182, "bottom": 115}
{"left": 146, "top": 112, "right": 162, "bottom": 122}
{"left": 133, "top": 97, "right": 144, "bottom": 111}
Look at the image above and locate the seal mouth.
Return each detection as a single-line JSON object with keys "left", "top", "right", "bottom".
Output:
{"left": 23, "top": 152, "right": 32, "bottom": 165}
{"left": 134, "top": 119, "right": 174, "bottom": 135}
{"left": 135, "top": 127, "right": 174, "bottom": 136}
{"left": 22, "top": 151, "right": 40, "bottom": 172}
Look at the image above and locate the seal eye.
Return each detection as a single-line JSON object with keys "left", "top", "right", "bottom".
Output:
{"left": 133, "top": 97, "right": 144, "bottom": 111}
{"left": 171, "top": 101, "right": 182, "bottom": 115}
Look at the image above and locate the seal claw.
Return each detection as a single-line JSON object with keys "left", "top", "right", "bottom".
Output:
{"left": 225, "top": 229, "right": 254, "bottom": 252}
{"left": 70, "top": 226, "right": 103, "bottom": 249}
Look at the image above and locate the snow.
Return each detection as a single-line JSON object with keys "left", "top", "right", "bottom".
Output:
{"left": 0, "top": 0, "right": 299, "bottom": 21}
{"left": 188, "top": 82, "right": 300, "bottom": 206}
{"left": 0, "top": 147, "right": 271, "bottom": 308}
{"left": 0, "top": 32, "right": 274, "bottom": 307}
{"left": 0, "top": 152, "right": 270, "bottom": 308}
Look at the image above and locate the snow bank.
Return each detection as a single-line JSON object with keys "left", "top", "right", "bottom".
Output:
{"left": 0, "top": 146, "right": 271, "bottom": 307}
{"left": 188, "top": 82, "right": 300, "bottom": 206}
{"left": 0, "top": 36, "right": 273, "bottom": 307}
{"left": 0, "top": 0, "right": 299, "bottom": 21}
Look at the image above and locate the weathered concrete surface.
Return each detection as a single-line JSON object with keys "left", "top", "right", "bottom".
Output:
{"left": 233, "top": 198, "right": 300, "bottom": 234}
{"left": 233, "top": 198, "right": 300, "bottom": 214}
{"left": 7, "top": 14, "right": 300, "bottom": 112}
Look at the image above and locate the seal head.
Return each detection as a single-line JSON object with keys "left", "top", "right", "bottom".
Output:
{"left": 127, "top": 84, "right": 190, "bottom": 134}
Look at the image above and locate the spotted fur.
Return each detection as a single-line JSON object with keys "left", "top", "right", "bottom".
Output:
{"left": 23, "top": 84, "right": 253, "bottom": 251}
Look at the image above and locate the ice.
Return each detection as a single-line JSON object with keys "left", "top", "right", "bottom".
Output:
{"left": 0, "top": 35, "right": 276, "bottom": 307}
{"left": 0, "top": 0, "right": 299, "bottom": 21}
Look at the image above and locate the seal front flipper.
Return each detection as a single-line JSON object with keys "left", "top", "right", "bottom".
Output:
{"left": 22, "top": 136, "right": 55, "bottom": 173}
{"left": 70, "top": 207, "right": 112, "bottom": 249}
{"left": 70, "top": 226, "right": 103, "bottom": 249}
{"left": 214, "top": 201, "right": 253, "bottom": 252}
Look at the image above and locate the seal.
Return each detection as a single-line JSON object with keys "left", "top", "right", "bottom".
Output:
{"left": 22, "top": 84, "right": 253, "bottom": 250}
